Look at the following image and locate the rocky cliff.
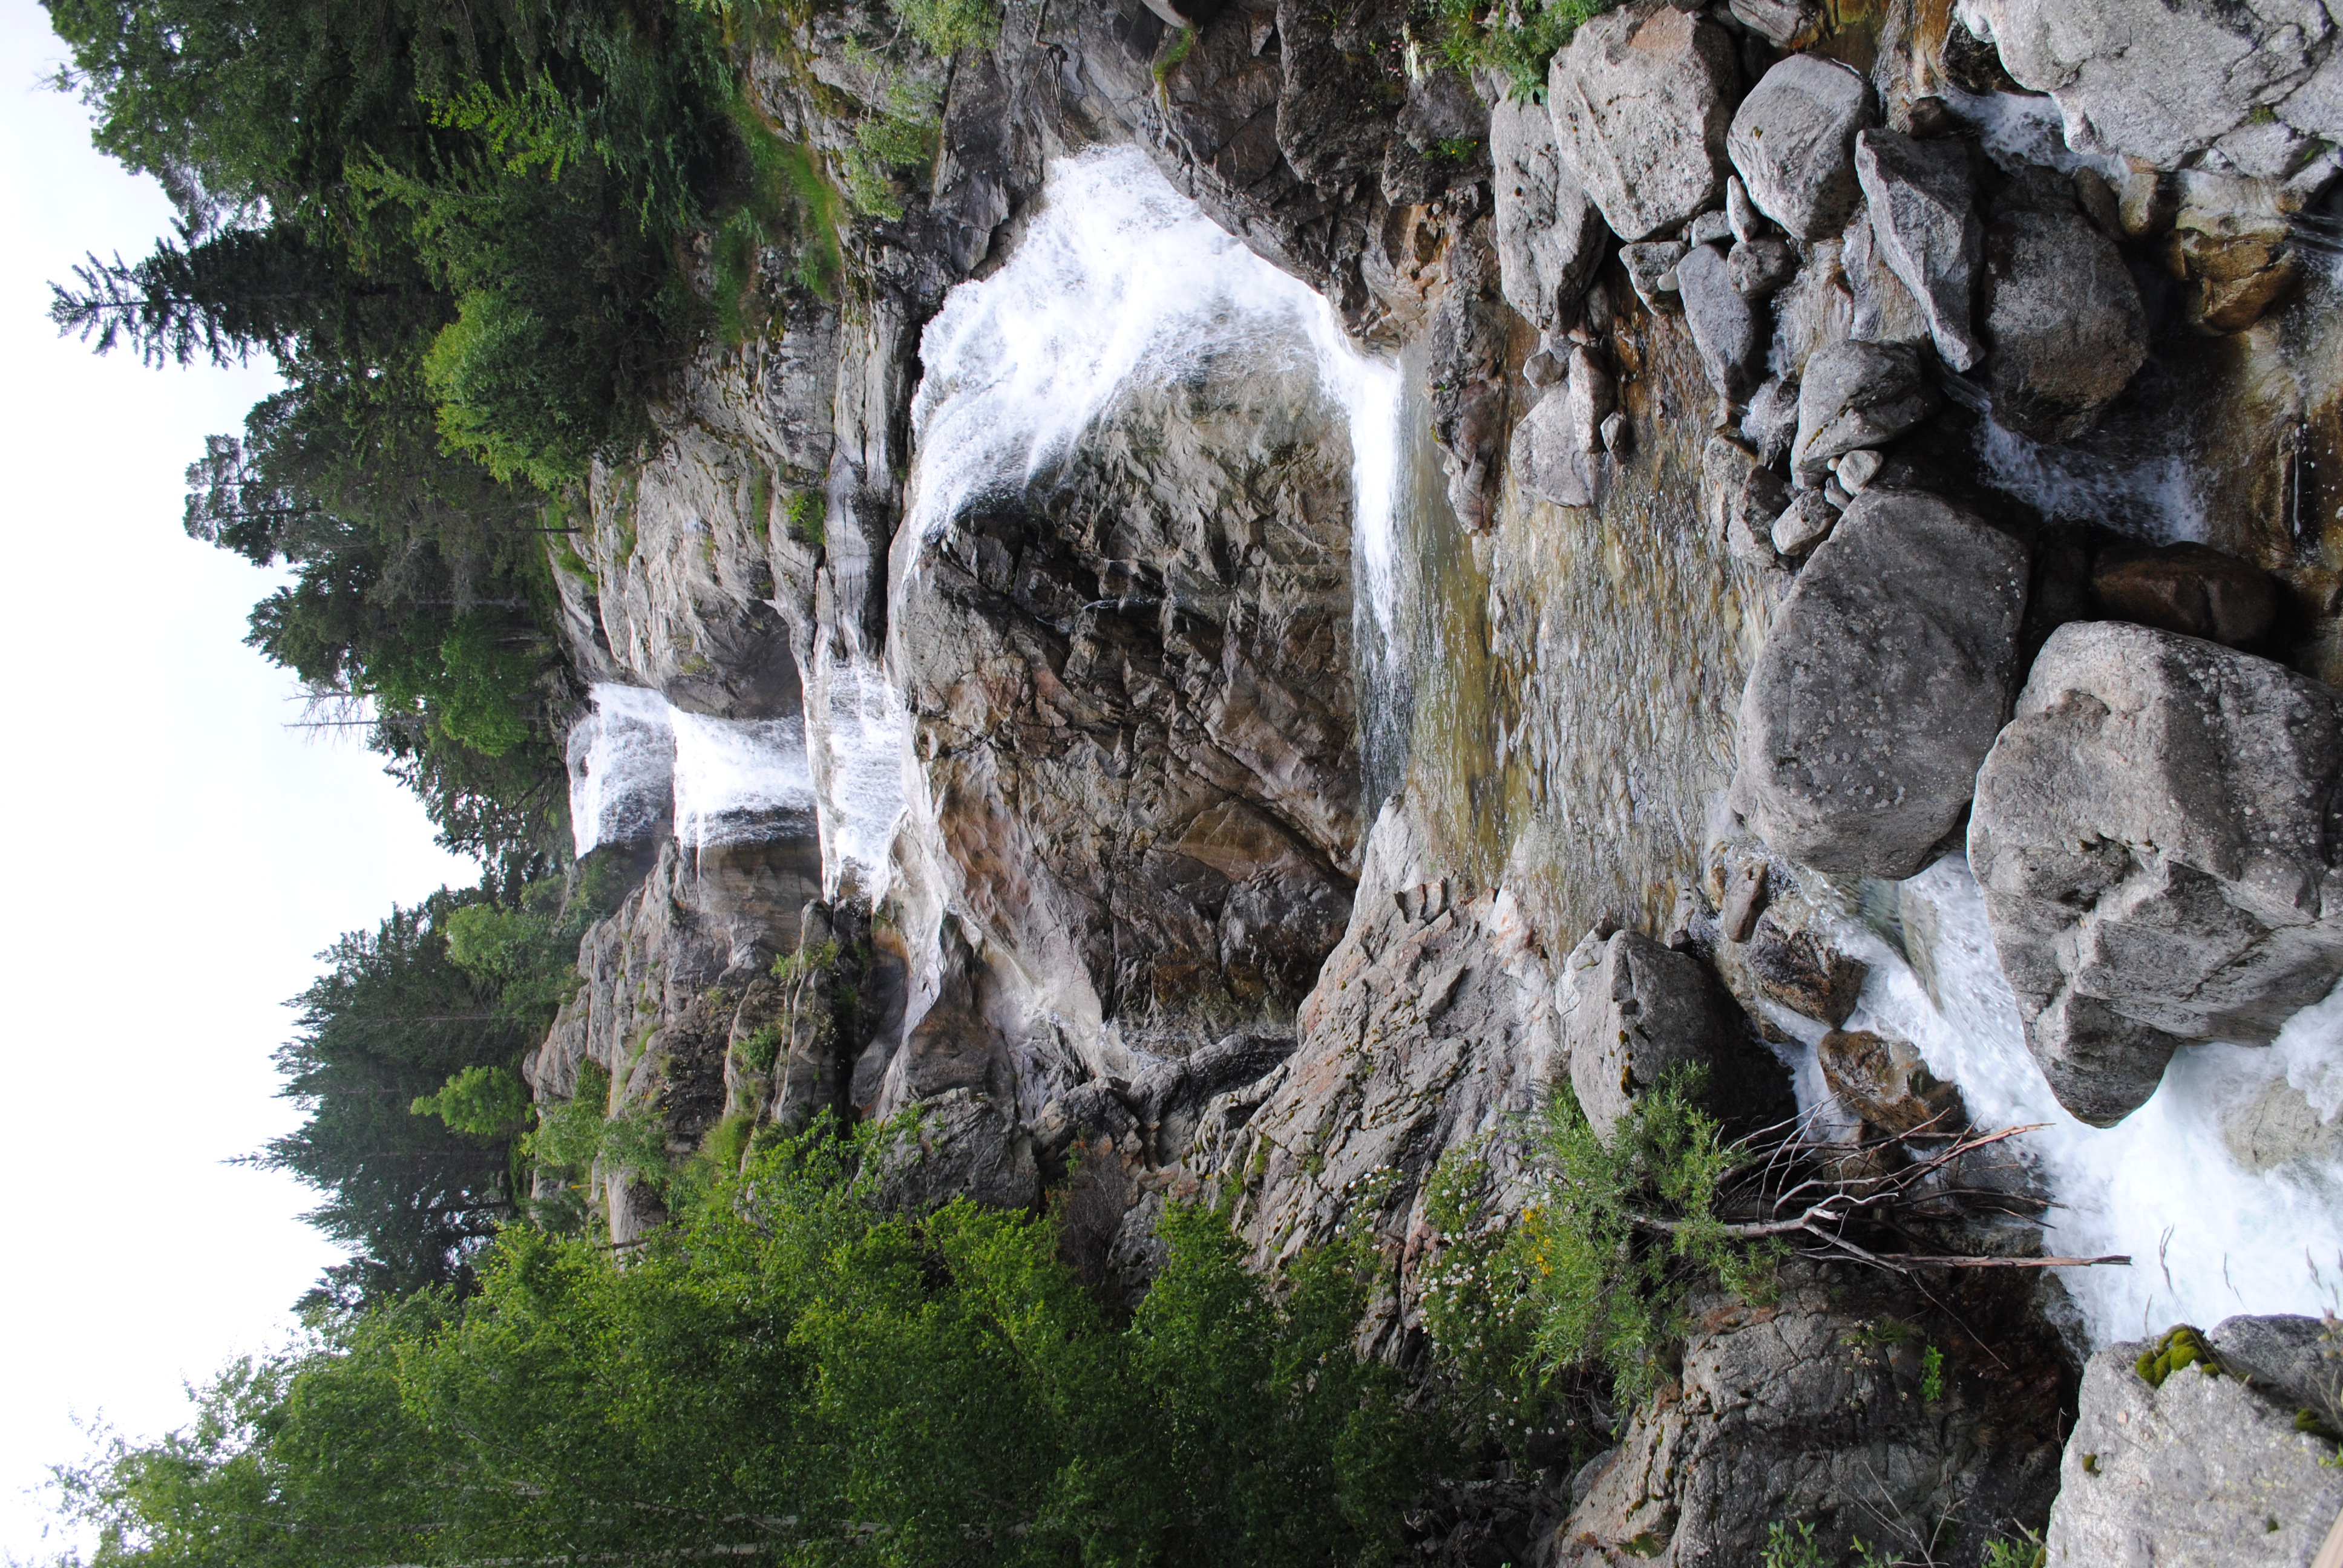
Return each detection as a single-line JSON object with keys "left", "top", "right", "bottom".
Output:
{"left": 520, "top": 0, "right": 2343, "bottom": 1560}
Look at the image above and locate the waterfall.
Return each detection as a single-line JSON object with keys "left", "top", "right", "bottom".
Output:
{"left": 568, "top": 683, "right": 814, "bottom": 858}
{"left": 1827, "top": 857, "right": 2343, "bottom": 1344}
{"left": 902, "top": 144, "right": 1401, "bottom": 581}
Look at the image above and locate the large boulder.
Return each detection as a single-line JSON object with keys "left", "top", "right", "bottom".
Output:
{"left": 1512, "top": 348, "right": 1616, "bottom": 508}
{"left": 1561, "top": 929, "right": 1783, "bottom": 1141}
{"left": 1490, "top": 96, "right": 1607, "bottom": 335}
{"left": 2092, "top": 540, "right": 2280, "bottom": 648}
{"left": 1854, "top": 128, "right": 1984, "bottom": 372}
{"left": 1736, "top": 489, "right": 2029, "bottom": 878}
{"left": 1547, "top": 0, "right": 1740, "bottom": 241}
{"left": 1982, "top": 173, "right": 2147, "bottom": 443}
{"left": 2045, "top": 1320, "right": 2343, "bottom": 1566}
{"left": 1969, "top": 621, "right": 2343, "bottom": 1126}
{"left": 1725, "top": 53, "right": 1877, "bottom": 240}
{"left": 1962, "top": 0, "right": 2342, "bottom": 177}
{"left": 1789, "top": 339, "right": 1940, "bottom": 485}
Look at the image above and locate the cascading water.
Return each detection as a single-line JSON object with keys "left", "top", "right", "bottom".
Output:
{"left": 902, "top": 144, "right": 1401, "bottom": 590}
{"left": 1812, "top": 859, "right": 2343, "bottom": 1344}
{"left": 568, "top": 682, "right": 814, "bottom": 858}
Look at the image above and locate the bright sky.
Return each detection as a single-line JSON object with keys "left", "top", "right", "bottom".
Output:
{"left": 0, "top": 3, "right": 480, "bottom": 1558}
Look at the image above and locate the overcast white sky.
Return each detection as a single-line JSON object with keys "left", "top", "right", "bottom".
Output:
{"left": 0, "top": 2, "right": 480, "bottom": 1557}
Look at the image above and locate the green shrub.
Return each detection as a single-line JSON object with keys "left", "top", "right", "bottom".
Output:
{"left": 1424, "top": 1071, "right": 1779, "bottom": 1403}
{"left": 889, "top": 0, "right": 999, "bottom": 56}
{"left": 1426, "top": 0, "right": 1623, "bottom": 101}
{"left": 737, "top": 1021, "right": 785, "bottom": 1074}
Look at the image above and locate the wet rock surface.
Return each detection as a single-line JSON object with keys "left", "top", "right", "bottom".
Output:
{"left": 2092, "top": 540, "right": 2281, "bottom": 648}
{"left": 1736, "top": 489, "right": 2030, "bottom": 879}
{"left": 1971, "top": 621, "right": 2343, "bottom": 1126}
{"left": 1981, "top": 173, "right": 2148, "bottom": 443}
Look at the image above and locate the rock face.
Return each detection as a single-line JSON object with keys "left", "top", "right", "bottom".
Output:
{"left": 1970, "top": 621, "right": 2343, "bottom": 1126}
{"left": 1490, "top": 96, "right": 1607, "bottom": 335}
{"left": 889, "top": 324, "right": 1362, "bottom": 1107}
{"left": 1981, "top": 174, "right": 2147, "bottom": 443}
{"left": 1546, "top": 1272, "right": 2069, "bottom": 1566}
{"left": 1725, "top": 53, "right": 1876, "bottom": 241}
{"left": 1513, "top": 348, "right": 1617, "bottom": 508}
{"left": 1546, "top": 0, "right": 1740, "bottom": 241}
{"left": 1853, "top": 128, "right": 1983, "bottom": 371}
{"left": 1736, "top": 489, "right": 2030, "bottom": 878}
{"left": 2092, "top": 541, "right": 2280, "bottom": 648}
{"left": 2044, "top": 1320, "right": 2343, "bottom": 1566}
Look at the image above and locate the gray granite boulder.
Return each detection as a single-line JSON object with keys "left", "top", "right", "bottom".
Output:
{"left": 1737, "top": 489, "right": 2028, "bottom": 878}
{"left": 1678, "top": 242, "right": 1768, "bottom": 410}
{"left": 1490, "top": 95, "right": 1607, "bottom": 335}
{"left": 1547, "top": 0, "right": 1739, "bottom": 241}
{"left": 1564, "top": 929, "right": 1736, "bottom": 1141}
{"left": 1512, "top": 348, "right": 1615, "bottom": 508}
{"left": 1726, "top": 53, "right": 1878, "bottom": 240}
{"left": 2045, "top": 1323, "right": 2343, "bottom": 1567}
{"left": 1790, "top": 339, "right": 1939, "bottom": 484}
{"left": 1964, "top": 0, "right": 2342, "bottom": 177}
{"left": 1855, "top": 128, "right": 1984, "bottom": 372}
{"left": 1970, "top": 621, "right": 2343, "bottom": 1126}
{"left": 1982, "top": 173, "right": 2147, "bottom": 443}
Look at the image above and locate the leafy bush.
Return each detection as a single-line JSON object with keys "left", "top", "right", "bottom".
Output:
{"left": 410, "top": 1065, "right": 532, "bottom": 1137}
{"left": 58, "top": 1120, "right": 1443, "bottom": 1567}
{"left": 1424, "top": 1072, "right": 1779, "bottom": 1403}
{"left": 890, "top": 0, "right": 999, "bottom": 56}
{"left": 1426, "top": 0, "right": 1622, "bottom": 101}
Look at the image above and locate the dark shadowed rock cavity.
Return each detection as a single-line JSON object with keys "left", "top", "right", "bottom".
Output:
{"left": 1982, "top": 172, "right": 2147, "bottom": 443}
{"left": 1546, "top": 0, "right": 1740, "bottom": 241}
{"left": 1736, "top": 489, "right": 2029, "bottom": 878}
{"left": 1855, "top": 128, "right": 1984, "bottom": 371}
{"left": 1490, "top": 95, "right": 1607, "bottom": 336}
{"left": 1705, "top": 434, "right": 1792, "bottom": 567}
{"left": 2092, "top": 541, "right": 2279, "bottom": 648}
{"left": 1790, "top": 339, "right": 1940, "bottom": 484}
{"left": 1970, "top": 621, "right": 2343, "bottom": 1126}
{"left": 1726, "top": 53, "right": 1878, "bottom": 240}
{"left": 2043, "top": 1321, "right": 2343, "bottom": 1566}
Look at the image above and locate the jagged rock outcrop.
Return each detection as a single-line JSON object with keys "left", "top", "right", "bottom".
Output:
{"left": 1970, "top": 621, "right": 2343, "bottom": 1125}
{"left": 2045, "top": 1319, "right": 2343, "bottom": 1566}
{"left": 1853, "top": 128, "right": 1982, "bottom": 372}
{"left": 1544, "top": 1270, "right": 2069, "bottom": 1566}
{"left": 1735, "top": 489, "right": 2030, "bottom": 879}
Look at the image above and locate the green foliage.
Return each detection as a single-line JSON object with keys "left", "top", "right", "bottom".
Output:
{"left": 838, "top": 80, "right": 940, "bottom": 220}
{"left": 1424, "top": 1073, "right": 1779, "bottom": 1406}
{"left": 1982, "top": 1529, "right": 2048, "bottom": 1568}
{"left": 59, "top": 1120, "right": 1443, "bottom": 1567}
{"left": 888, "top": 0, "right": 999, "bottom": 57}
{"left": 1921, "top": 1344, "right": 1945, "bottom": 1403}
{"left": 410, "top": 1065, "right": 532, "bottom": 1138}
{"left": 1154, "top": 25, "right": 1197, "bottom": 85}
{"left": 1761, "top": 1520, "right": 1831, "bottom": 1568}
{"left": 785, "top": 487, "right": 827, "bottom": 546}
{"left": 737, "top": 1021, "right": 785, "bottom": 1074}
{"left": 1424, "top": 0, "right": 1622, "bottom": 101}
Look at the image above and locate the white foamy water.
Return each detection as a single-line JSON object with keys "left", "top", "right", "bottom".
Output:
{"left": 567, "top": 683, "right": 677, "bottom": 857}
{"left": 903, "top": 145, "right": 1403, "bottom": 628}
{"left": 568, "top": 683, "right": 814, "bottom": 857}
{"left": 810, "top": 648, "right": 909, "bottom": 896}
{"left": 1822, "top": 856, "right": 2343, "bottom": 1345}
